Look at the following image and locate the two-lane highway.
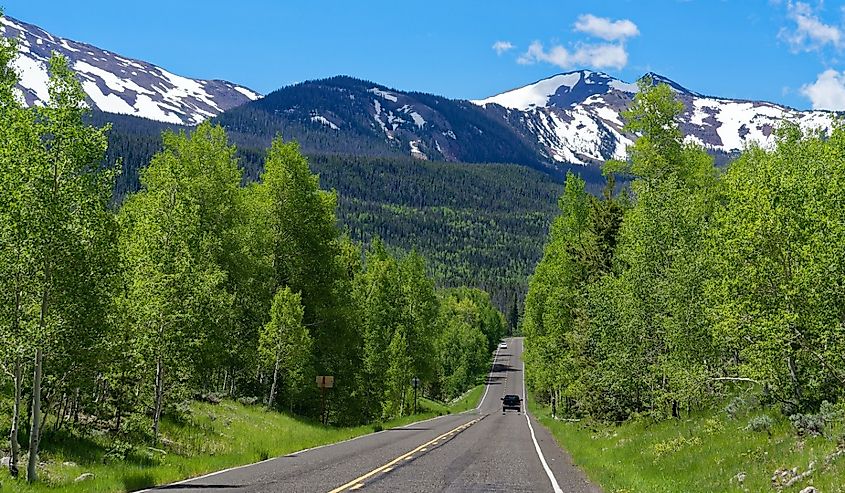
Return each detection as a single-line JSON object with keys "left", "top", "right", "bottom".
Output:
{"left": 149, "top": 338, "right": 600, "bottom": 492}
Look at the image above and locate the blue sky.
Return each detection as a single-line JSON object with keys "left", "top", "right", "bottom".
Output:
{"left": 6, "top": 0, "right": 845, "bottom": 110}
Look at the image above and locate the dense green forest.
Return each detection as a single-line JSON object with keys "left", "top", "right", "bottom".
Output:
{"left": 524, "top": 80, "right": 845, "bottom": 426}
{"left": 97, "top": 110, "right": 607, "bottom": 311}
{"left": 0, "top": 45, "right": 506, "bottom": 484}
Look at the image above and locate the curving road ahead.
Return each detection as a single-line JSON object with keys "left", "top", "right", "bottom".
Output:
{"left": 147, "top": 337, "right": 600, "bottom": 493}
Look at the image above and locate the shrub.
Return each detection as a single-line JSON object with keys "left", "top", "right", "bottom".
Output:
{"left": 103, "top": 440, "right": 134, "bottom": 463}
{"left": 790, "top": 413, "right": 825, "bottom": 437}
{"left": 122, "top": 413, "right": 153, "bottom": 443}
{"left": 651, "top": 435, "right": 701, "bottom": 459}
{"left": 703, "top": 417, "right": 725, "bottom": 434}
{"left": 745, "top": 415, "right": 774, "bottom": 434}
{"left": 724, "top": 394, "right": 758, "bottom": 419}
{"left": 199, "top": 392, "right": 223, "bottom": 404}
{"left": 238, "top": 396, "right": 260, "bottom": 406}
{"left": 819, "top": 400, "right": 844, "bottom": 423}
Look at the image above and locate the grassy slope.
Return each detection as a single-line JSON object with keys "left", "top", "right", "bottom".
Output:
{"left": 419, "top": 384, "right": 485, "bottom": 416}
{"left": 528, "top": 397, "right": 845, "bottom": 493}
{"left": 0, "top": 395, "right": 480, "bottom": 493}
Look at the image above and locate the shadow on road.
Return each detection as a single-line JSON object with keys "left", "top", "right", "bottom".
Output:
{"left": 156, "top": 484, "right": 247, "bottom": 489}
{"left": 491, "top": 363, "right": 519, "bottom": 373}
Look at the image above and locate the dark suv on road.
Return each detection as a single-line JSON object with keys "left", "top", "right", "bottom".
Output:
{"left": 502, "top": 394, "right": 521, "bottom": 414}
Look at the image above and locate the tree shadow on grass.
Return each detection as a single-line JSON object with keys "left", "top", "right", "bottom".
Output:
{"left": 40, "top": 429, "right": 107, "bottom": 464}
{"left": 122, "top": 472, "right": 156, "bottom": 491}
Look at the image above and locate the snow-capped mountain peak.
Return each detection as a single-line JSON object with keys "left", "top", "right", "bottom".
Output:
{"left": 471, "top": 71, "right": 834, "bottom": 167}
{"left": 472, "top": 70, "right": 638, "bottom": 111}
{"left": 0, "top": 15, "right": 260, "bottom": 125}
{"left": 638, "top": 72, "right": 697, "bottom": 96}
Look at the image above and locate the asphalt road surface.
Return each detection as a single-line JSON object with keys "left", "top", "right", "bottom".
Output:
{"left": 146, "top": 337, "right": 600, "bottom": 493}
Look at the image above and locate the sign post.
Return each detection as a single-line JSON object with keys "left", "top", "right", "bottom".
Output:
{"left": 316, "top": 376, "right": 334, "bottom": 425}
{"left": 411, "top": 376, "right": 420, "bottom": 415}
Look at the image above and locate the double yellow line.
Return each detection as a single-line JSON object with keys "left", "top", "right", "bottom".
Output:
{"left": 328, "top": 417, "right": 482, "bottom": 492}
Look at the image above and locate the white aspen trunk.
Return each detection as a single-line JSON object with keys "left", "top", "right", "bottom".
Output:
{"left": 268, "top": 356, "right": 280, "bottom": 408}
{"left": 787, "top": 354, "right": 801, "bottom": 402}
{"left": 26, "top": 347, "right": 43, "bottom": 483}
{"left": 152, "top": 355, "right": 164, "bottom": 445}
{"left": 9, "top": 358, "right": 22, "bottom": 477}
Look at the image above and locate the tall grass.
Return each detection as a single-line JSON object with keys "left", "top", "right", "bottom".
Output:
{"left": 528, "top": 396, "right": 845, "bottom": 493}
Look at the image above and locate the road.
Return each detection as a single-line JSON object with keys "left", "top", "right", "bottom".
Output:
{"left": 149, "top": 337, "right": 599, "bottom": 492}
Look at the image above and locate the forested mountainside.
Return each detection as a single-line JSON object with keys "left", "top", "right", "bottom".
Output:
{"left": 212, "top": 75, "right": 545, "bottom": 167}
{"left": 98, "top": 113, "right": 582, "bottom": 310}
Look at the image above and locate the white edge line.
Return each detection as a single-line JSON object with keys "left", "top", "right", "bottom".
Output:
{"left": 475, "top": 342, "right": 502, "bottom": 411}
{"left": 521, "top": 337, "right": 563, "bottom": 493}
{"left": 133, "top": 412, "right": 459, "bottom": 492}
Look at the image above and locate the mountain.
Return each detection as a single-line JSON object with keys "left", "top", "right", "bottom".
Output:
{"left": 213, "top": 70, "right": 836, "bottom": 172}
{"left": 0, "top": 15, "right": 260, "bottom": 125}
{"left": 4, "top": 15, "right": 834, "bottom": 172}
{"left": 474, "top": 70, "right": 835, "bottom": 166}
{"left": 212, "top": 75, "right": 544, "bottom": 169}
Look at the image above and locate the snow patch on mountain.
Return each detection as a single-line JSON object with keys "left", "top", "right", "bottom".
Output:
{"left": 473, "top": 72, "right": 582, "bottom": 110}
{"left": 474, "top": 70, "right": 835, "bottom": 165}
{"left": 1, "top": 15, "right": 260, "bottom": 125}
{"left": 311, "top": 114, "right": 339, "bottom": 130}
{"left": 409, "top": 140, "right": 428, "bottom": 159}
{"left": 368, "top": 87, "right": 398, "bottom": 102}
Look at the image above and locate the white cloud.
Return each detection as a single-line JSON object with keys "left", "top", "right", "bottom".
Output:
{"left": 801, "top": 69, "right": 845, "bottom": 109}
{"left": 509, "top": 13, "right": 638, "bottom": 70}
{"left": 517, "top": 41, "right": 628, "bottom": 70}
{"left": 492, "top": 40, "right": 515, "bottom": 55}
{"left": 574, "top": 14, "right": 639, "bottom": 41}
{"left": 779, "top": 1, "right": 842, "bottom": 52}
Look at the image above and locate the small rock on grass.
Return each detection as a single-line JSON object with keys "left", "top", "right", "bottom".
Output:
{"left": 798, "top": 487, "right": 816, "bottom": 493}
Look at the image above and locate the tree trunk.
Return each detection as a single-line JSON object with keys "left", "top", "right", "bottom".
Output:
{"left": 27, "top": 347, "right": 43, "bottom": 483}
{"left": 9, "top": 358, "right": 22, "bottom": 478}
{"left": 268, "top": 356, "right": 280, "bottom": 408}
{"left": 54, "top": 392, "right": 67, "bottom": 431}
{"left": 72, "top": 387, "right": 80, "bottom": 425}
{"left": 152, "top": 355, "right": 164, "bottom": 445}
{"left": 115, "top": 405, "right": 122, "bottom": 434}
{"left": 787, "top": 353, "right": 802, "bottom": 403}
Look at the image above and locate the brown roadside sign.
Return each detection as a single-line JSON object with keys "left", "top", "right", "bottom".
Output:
{"left": 316, "top": 375, "right": 334, "bottom": 388}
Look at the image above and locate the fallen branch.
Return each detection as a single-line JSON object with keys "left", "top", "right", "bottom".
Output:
{"left": 711, "top": 377, "right": 760, "bottom": 384}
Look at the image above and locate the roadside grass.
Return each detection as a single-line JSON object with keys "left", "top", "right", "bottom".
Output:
{"left": 448, "top": 385, "right": 485, "bottom": 413}
{"left": 0, "top": 400, "right": 444, "bottom": 493}
{"left": 528, "top": 396, "right": 845, "bottom": 493}
{"left": 418, "top": 384, "right": 485, "bottom": 415}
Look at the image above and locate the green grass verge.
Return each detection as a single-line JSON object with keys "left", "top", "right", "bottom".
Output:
{"left": 418, "top": 384, "right": 485, "bottom": 416}
{"left": 0, "top": 400, "right": 444, "bottom": 493}
{"left": 527, "top": 395, "right": 845, "bottom": 493}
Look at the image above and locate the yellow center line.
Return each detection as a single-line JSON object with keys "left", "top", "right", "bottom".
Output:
{"left": 327, "top": 417, "right": 482, "bottom": 493}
